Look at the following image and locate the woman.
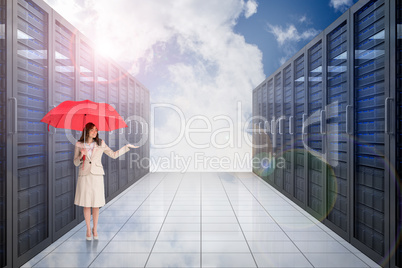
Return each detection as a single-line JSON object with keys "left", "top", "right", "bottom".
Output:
{"left": 73, "top": 122, "right": 137, "bottom": 240}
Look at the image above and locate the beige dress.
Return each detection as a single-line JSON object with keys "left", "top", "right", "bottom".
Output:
{"left": 73, "top": 140, "right": 130, "bottom": 208}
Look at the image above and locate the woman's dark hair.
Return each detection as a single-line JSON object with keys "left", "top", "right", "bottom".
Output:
{"left": 78, "top": 122, "right": 101, "bottom": 145}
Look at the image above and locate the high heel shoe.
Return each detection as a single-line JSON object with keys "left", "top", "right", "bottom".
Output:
{"left": 92, "top": 228, "right": 98, "bottom": 240}
{"left": 86, "top": 231, "right": 92, "bottom": 241}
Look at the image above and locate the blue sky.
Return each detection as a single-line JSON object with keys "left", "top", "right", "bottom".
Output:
{"left": 233, "top": 0, "right": 359, "bottom": 77}
{"left": 44, "top": 0, "right": 359, "bottom": 171}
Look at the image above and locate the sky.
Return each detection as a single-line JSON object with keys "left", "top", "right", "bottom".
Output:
{"left": 44, "top": 0, "right": 359, "bottom": 172}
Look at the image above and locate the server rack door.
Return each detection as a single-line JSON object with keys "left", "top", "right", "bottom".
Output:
{"left": 395, "top": 0, "right": 402, "bottom": 267}
{"left": 107, "top": 65, "right": 119, "bottom": 197}
{"left": 1, "top": 0, "right": 9, "bottom": 266}
{"left": 118, "top": 75, "right": 128, "bottom": 189}
{"left": 13, "top": 0, "right": 51, "bottom": 264}
{"left": 135, "top": 83, "right": 140, "bottom": 181}
{"left": 255, "top": 86, "right": 263, "bottom": 178}
{"left": 52, "top": 20, "right": 77, "bottom": 238}
{"left": 260, "top": 83, "right": 268, "bottom": 179}
{"left": 326, "top": 21, "right": 349, "bottom": 235}
{"left": 95, "top": 57, "right": 109, "bottom": 199}
{"left": 78, "top": 40, "right": 93, "bottom": 101}
{"left": 128, "top": 79, "right": 136, "bottom": 182}
{"left": 307, "top": 41, "right": 325, "bottom": 217}
{"left": 294, "top": 54, "right": 306, "bottom": 205}
{"left": 143, "top": 89, "right": 150, "bottom": 175}
{"left": 283, "top": 64, "right": 294, "bottom": 196}
{"left": 353, "top": 0, "right": 388, "bottom": 260}
{"left": 266, "top": 79, "right": 275, "bottom": 183}
{"left": 252, "top": 89, "right": 257, "bottom": 169}
{"left": 274, "top": 72, "right": 283, "bottom": 190}
{"left": 140, "top": 87, "right": 145, "bottom": 178}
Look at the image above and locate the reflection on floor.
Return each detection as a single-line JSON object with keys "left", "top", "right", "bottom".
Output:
{"left": 22, "top": 172, "right": 380, "bottom": 268}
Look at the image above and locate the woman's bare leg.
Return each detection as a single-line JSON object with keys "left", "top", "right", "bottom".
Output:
{"left": 83, "top": 207, "right": 91, "bottom": 237}
{"left": 92, "top": 207, "right": 99, "bottom": 236}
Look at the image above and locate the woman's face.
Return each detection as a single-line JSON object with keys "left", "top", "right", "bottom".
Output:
{"left": 88, "top": 127, "right": 98, "bottom": 139}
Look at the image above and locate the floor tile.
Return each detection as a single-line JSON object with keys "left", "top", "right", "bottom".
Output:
{"left": 152, "top": 241, "right": 200, "bottom": 253}
{"left": 243, "top": 231, "right": 290, "bottom": 241}
{"left": 157, "top": 231, "right": 200, "bottom": 241}
{"left": 253, "top": 253, "right": 313, "bottom": 268}
{"left": 304, "top": 253, "right": 370, "bottom": 267}
{"left": 202, "top": 231, "right": 245, "bottom": 241}
{"left": 33, "top": 253, "right": 98, "bottom": 267}
{"left": 202, "top": 253, "right": 256, "bottom": 267}
{"left": 145, "top": 253, "right": 200, "bottom": 267}
{"left": 294, "top": 241, "right": 351, "bottom": 253}
{"left": 89, "top": 253, "right": 149, "bottom": 267}
{"left": 112, "top": 231, "right": 159, "bottom": 241}
{"left": 202, "top": 241, "right": 250, "bottom": 253}
{"left": 248, "top": 240, "right": 300, "bottom": 253}
{"left": 103, "top": 241, "right": 154, "bottom": 253}
{"left": 52, "top": 241, "right": 108, "bottom": 253}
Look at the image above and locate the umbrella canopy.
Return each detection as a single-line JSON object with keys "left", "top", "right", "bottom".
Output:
{"left": 40, "top": 99, "right": 128, "bottom": 131}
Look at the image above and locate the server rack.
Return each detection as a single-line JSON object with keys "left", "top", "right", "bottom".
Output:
{"left": 274, "top": 72, "right": 283, "bottom": 190}
{"left": 307, "top": 40, "right": 325, "bottom": 217}
{"left": 95, "top": 56, "right": 109, "bottom": 200}
{"left": 252, "top": 0, "right": 399, "bottom": 266}
{"left": 12, "top": 0, "right": 51, "bottom": 266}
{"left": 119, "top": 75, "right": 128, "bottom": 189}
{"left": 107, "top": 65, "right": 120, "bottom": 198}
{"left": 1, "top": 0, "right": 9, "bottom": 266}
{"left": 352, "top": 0, "right": 389, "bottom": 260}
{"left": 325, "top": 18, "right": 350, "bottom": 237}
{"left": 128, "top": 78, "right": 136, "bottom": 183}
{"left": 294, "top": 54, "right": 306, "bottom": 205}
{"left": 52, "top": 17, "right": 76, "bottom": 239}
{"left": 144, "top": 89, "right": 150, "bottom": 174}
{"left": 283, "top": 64, "right": 293, "bottom": 196}
{"left": 395, "top": 1, "right": 402, "bottom": 266}
{"left": 266, "top": 78, "right": 274, "bottom": 183}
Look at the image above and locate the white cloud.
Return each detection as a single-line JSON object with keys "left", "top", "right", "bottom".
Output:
{"left": 244, "top": 0, "right": 258, "bottom": 18}
{"left": 267, "top": 24, "right": 319, "bottom": 46}
{"left": 266, "top": 23, "right": 320, "bottom": 65}
{"left": 44, "top": 0, "right": 265, "bottom": 171}
{"left": 329, "top": 0, "right": 353, "bottom": 12}
{"left": 299, "top": 15, "right": 307, "bottom": 23}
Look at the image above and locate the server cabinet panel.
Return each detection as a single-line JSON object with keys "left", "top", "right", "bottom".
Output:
{"left": 0, "top": 0, "right": 6, "bottom": 266}
{"left": 274, "top": 72, "right": 283, "bottom": 189}
{"left": 135, "top": 83, "right": 140, "bottom": 181}
{"left": 95, "top": 57, "right": 109, "bottom": 199}
{"left": 283, "top": 65, "right": 293, "bottom": 195}
{"left": 294, "top": 55, "right": 306, "bottom": 204}
{"left": 108, "top": 65, "right": 119, "bottom": 196}
{"left": 127, "top": 80, "right": 136, "bottom": 182}
{"left": 307, "top": 41, "right": 324, "bottom": 216}
{"left": 15, "top": 0, "right": 49, "bottom": 257}
{"left": 119, "top": 76, "right": 128, "bottom": 188}
{"left": 396, "top": 0, "right": 402, "bottom": 266}
{"left": 326, "top": 21, "right": 349, "bottom": 233}
{"left": 53, "top": 20, "right": 75, "bottom": 234}
{"left": 353, "top": 0, "right": 386, "bottom": 257}
{"left": 79, "top": 40, "right": 93, "bottom": 101}
{"left": 266, "top": 79, "right": 274, "bottom": 183}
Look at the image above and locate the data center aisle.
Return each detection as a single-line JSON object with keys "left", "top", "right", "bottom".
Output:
{"left": 22, "top": 172, "right": 379, "bottom": 268}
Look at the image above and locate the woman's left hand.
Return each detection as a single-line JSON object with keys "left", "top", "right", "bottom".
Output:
{"left": 127, "top": 144, "right": 139, "bottom": 149}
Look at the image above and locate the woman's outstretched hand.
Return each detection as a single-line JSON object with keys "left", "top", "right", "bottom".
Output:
{"left": 127, "top": 144, "right": 139, "bottom": 149}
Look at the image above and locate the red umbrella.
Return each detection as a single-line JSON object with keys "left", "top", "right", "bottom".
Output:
{"left": 40, "top": 99, "right": 128, "bottom": 131}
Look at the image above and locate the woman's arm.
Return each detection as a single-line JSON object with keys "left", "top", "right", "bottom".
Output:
{"left": 103, "top": 141, "right": 132, "bottom": 159}
{"left": 73, "top": 143, "right": 83, "bottom": 166}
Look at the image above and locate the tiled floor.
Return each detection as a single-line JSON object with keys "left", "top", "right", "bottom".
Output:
{"left": 22, "top": 172, "right": 380, "bottom": 268}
